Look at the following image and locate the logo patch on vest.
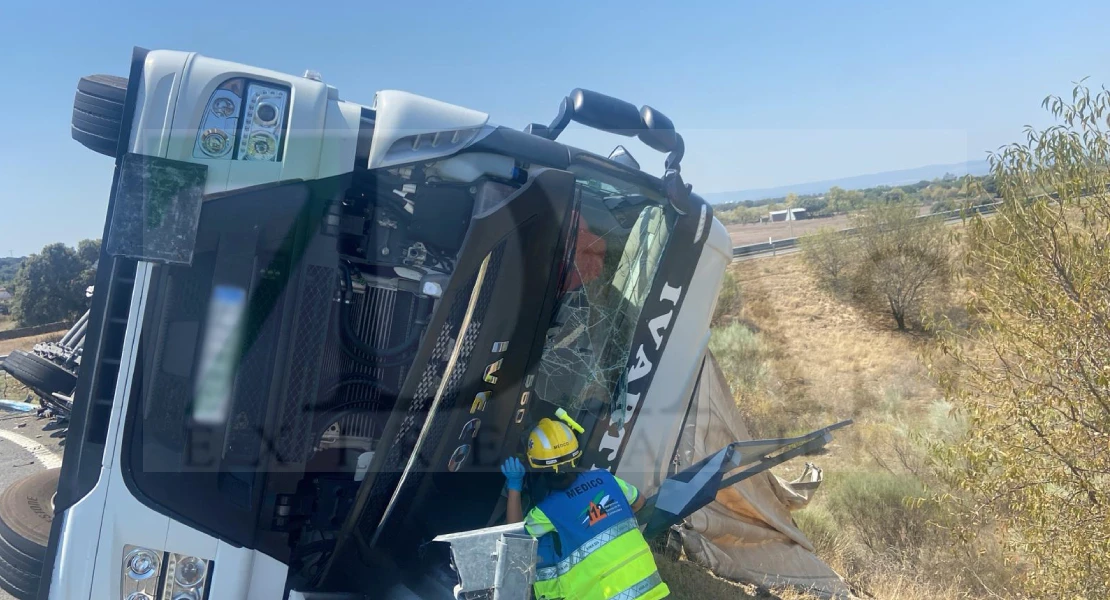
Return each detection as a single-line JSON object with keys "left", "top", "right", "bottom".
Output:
{"left": 578, "top": 492, "right": 622, "bottom": 527}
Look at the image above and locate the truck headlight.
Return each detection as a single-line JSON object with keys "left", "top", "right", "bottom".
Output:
{"left": 119, "top": 546, "right": 212, "bottom": 600}
{"left": 164, "top": 552, "right": 211, "bottom": 600}
{"left": 124, "top": 548, "right": 160, "bottom": 580}
{"left": 193, "top": 78, "right": 289, "bottom": 162}
{"left": 237, "top": 82, "right": 289, "bottom": 162}
{"left": 173, "top": 555, "right": 207, "bottom": 587}
{"left": 120, "top": 545, "right": 161, "bottom": 599}
{"left": 193, "top": 80, "right": 242, "bottom": 160}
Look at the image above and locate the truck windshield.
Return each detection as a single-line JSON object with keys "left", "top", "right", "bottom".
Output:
{"left": 118, "top": 157, "right": 673, "bottom": 546}
{"left": 534, "top": 162, "right": 673, "bottom": 413}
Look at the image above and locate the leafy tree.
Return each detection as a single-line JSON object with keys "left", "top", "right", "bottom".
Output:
{"left": 929, "top": 199, "right": 958, "bottom": 214}
{"left": 76, "top": 238, "right": 100, "bottom": 266}
{"left": 883, "top": 187, "right": 907, "bottom": 203}
{"left": 844, "top": 188, "right": 866, "bottom": 210}
{"left": 75, "top": 239, "right": 101, "bottom": 297}
{"left": 850, "top": 203, "right": 951, "bottom": 330}
{"left": 922, "top": 184, "right": 955, "bottom": 205}
{"left": 11, "top": 241, "right": 98, "bottom": 326}
{"left": 0, "top": 257, "right": 24, "bottom": 288}
{"left": 826, "top": 186, "right": 847, "bottom": 213}
{"left": 904, "top": 179, "right": 932, "bottom": 193}
{"left": 784, "top": 192, "right": 799, "bottom": 207}
{"left": 799, "top": 227, "right": 853, "bottom": 290}
{"left": 933, "top": 83, "right": 1110, "bottom": 598}
{"left": 980, "top": 174, "right": 998, "bottom": 195}
{"left": 797, "top": 195, "right": 829, "bottom": 214}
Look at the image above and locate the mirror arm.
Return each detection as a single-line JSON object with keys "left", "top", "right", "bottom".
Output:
{"left": 545, "top": 96, "right": 573, "bottom": 141}
{"left": 526, "top": 92, "right": 687, "bottom": 174}
{"left": 665, "top": 134, "right": 685, "bottom": 172}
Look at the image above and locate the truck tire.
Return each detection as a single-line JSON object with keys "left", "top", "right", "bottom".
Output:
{"left": 71, "top": 74, "right": 127, "bottom": 157}
{"left": 0, "top": 351, "right": 76, "bottom": 398}
{"left": 0, "top": 469, "right": 59, "bottom": 599}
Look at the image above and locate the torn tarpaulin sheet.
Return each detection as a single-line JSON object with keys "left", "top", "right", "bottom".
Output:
{"left": 670, "top": 353, "right": 852, "bottom": 599}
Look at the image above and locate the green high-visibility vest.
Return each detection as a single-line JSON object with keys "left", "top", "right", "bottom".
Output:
{"left": 526, "top": 471, "right": 669, "bottom": 600}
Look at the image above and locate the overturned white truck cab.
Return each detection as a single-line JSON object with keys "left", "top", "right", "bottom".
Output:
{"left": 19, "top": 48, "right": 847, "bottom": 600}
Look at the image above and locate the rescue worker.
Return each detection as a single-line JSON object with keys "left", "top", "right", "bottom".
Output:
{"left": 501, "top": 416, "right": 670, "bottom": 600}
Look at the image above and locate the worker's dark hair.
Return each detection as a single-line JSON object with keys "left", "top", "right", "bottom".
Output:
{"left": 527, "top": 464, "right": 583, "bottom": 503}
{"left": 547, "top": 468, "right": 580, "bottom": 490}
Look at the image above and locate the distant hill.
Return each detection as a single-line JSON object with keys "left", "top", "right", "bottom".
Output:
{"left": 703, "top": 160, "right": 991, "bottom": 205}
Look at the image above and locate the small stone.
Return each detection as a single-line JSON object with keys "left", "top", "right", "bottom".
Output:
{"left": 16, "top": 422, "right": 26, "bottom": 428}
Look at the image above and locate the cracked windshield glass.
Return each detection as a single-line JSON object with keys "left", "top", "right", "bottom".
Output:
{"left": 535, "top": 164, "right": 671, "bottom": 417}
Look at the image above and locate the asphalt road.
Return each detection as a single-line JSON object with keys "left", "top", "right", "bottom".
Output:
{"left": 0, "top": 408, "right": 65, "bottom": 600}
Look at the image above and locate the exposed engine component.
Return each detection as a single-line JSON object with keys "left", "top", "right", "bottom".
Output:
{"left": 285, "top": 162, "right": 523, "bottom": 587}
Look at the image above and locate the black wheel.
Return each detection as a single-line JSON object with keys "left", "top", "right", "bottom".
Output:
{"left": 0, "top": 350, "right": 77, "bottom": 399}
{"left": 71, "top": 74, "right": 127, "bottom": 157}
{"left": 77, "top": 74, "right": 127, "bottom": 103}
{"left": 0, "top": 469, "right": 59, "bottom": 599}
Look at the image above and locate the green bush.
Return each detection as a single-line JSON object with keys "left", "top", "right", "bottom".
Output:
{"left": 930, "top": 199, "right": 958, "bottom": 214}
{"left": 823, "top": 471, "right": 942, "bottom": 562}
{"left": 794, "top": 505, "right": 850, "bottom": 560}
{"left": 708, "top": 322, "right": 765, "bottom": 394}
{"left": 711, "top": 269, "right": 741, "bottom": 327}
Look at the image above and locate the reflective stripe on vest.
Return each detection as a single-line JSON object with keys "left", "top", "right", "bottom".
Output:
{"left": 536, "top": 517, "right": 640, "bottom": 581}
{"left": 610, "top": 572, "right": 665, "bottom": 600}
{"left": 550, "top": 525, "right": 665, "bottom": 600}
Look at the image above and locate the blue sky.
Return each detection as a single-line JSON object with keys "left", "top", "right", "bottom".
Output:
{"left": 1, "top": 0, "right": 1108, "bottom": 256}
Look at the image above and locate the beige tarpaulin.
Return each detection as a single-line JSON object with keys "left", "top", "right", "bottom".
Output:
{"left": 672, "top": 353, "right": 852, "bottom": 598}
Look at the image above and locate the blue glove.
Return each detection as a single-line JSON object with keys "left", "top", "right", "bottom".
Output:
{"left": 501, "top": 457, "right": 526, "bottom": 492}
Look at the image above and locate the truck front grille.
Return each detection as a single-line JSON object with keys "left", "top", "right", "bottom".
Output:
{"left": 277, "top": 265, "right": 335, "bottom": 463}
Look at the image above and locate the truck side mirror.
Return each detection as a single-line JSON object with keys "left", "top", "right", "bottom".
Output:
{"left": 566, "top": 89, "right": 643, "bottom": 135}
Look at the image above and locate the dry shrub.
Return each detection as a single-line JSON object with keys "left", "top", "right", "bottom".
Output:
{"left": 799, "top": 227, "right": 856, "bottom": 293}
{"left": 800, "top": 205, "right": 953, "bottom": 331}
{"left": 793, "top": 470, "right": 1019, "bottom": 599}
{"left": 711, "top": 268, "right": 743, "bottom": 327}
{"left": 708, "top": 321, "right": 766, "bottom": 392}
{"left": 710, "top": 255, "right": 1020, "bottom": 597}
{"left": 823, "top": 472, "right": 942, "bottom": 561}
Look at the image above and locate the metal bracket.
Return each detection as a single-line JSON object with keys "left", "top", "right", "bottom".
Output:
{"left": 638, "top": 420, "right": 853, "bottom": 539}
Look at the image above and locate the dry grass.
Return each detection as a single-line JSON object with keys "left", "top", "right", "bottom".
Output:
{"left": 722, "top": 255, "right": 945, "bottom": 467}
{"left": 706, "top": 253, "right": 1020, "bottom": 599}
{"left": 656, "top": 554, "right": 839, "bottom": 600}
{"left": 0, "top": 332, "right": 60, "bottom": 357}
{"left": 727, "top": 215, "right": 854, "bottom": 246}
{"left": 655, "top": 555, "right": 762, "bottom": 600}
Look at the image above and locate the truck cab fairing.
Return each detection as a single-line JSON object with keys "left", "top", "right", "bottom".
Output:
{"left": 45, "top": 47, "right": 720, "bottom": 600}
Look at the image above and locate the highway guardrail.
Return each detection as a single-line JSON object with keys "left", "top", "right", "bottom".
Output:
{"left": 731, "top": 201, "right": 1002, "bottom": 259}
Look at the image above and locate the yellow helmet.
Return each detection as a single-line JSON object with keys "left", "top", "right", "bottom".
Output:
{"left": 526, "top": 418, "right": 582, "bottom": 471}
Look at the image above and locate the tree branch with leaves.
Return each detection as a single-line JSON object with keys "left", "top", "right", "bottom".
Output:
{"left": 931, "top": 81, "right": 1110, "bottom": 598}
